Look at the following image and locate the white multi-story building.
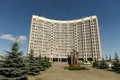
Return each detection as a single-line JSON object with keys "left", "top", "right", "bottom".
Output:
{"left": 28, "top": 15, "right": 102, "bottom": 62}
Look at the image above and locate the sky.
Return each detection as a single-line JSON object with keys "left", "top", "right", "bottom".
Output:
{"left": 0, "top": 0, "right": 120, "bottom": 58}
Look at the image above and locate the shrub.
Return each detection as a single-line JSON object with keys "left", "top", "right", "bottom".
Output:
{"left": 99, "top": 58, "right": 109, "bottom": 69}
{"left": 92, "top": 61, "right": 99, "bottom": 67}
{"left": 112, "top": 52, "right": 120, "bottom": 71}
{"left": 64, "top": 66, "right": 89, "bottom": 70}
{"left": 112, "top": 62, "right": 120, "bottom": 71}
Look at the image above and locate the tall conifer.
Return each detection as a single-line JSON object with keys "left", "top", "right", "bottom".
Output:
{"left": 27, "top": 49, "right": 40, "bottom": 75}
{"left": 0, "top": 42, "right": 28, "bottom": 80}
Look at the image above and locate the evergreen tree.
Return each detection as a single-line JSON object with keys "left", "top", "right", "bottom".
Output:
{"left": 93, "top": 61, "right": 99, "bottom": 67}
{"left": 36, "top": 55, "right": 45, "bottom": 71}
{"left": 0, "top": 42, "right": 28, "bottom": 80}
{"left": 27, "top": 49, "right": 40, "bottom": 75}
{"left": 39, "top": 56, "right": 51, "bottom": 70}
{"left": 43, "top": 56, "right": 51, "bottom": 68}
{"left": 112, "top": 53, "right": 120, "bottom": 71}
{"left": 99, "top": 58, "right": 108, "bottom": 69}
{"left": 36, "top": 55, "right": 42, "bottom": 68}
{"left": 106, "top": 54, "right": 108, "bottom": 61}
{"left": 114, "top": 52, "right": 119, "bottom": 63}
{"left": 109, "top": 54, "right": 112, "bottom": 62}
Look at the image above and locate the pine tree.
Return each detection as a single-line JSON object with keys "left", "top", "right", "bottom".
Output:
{"left": 114, "top": 52, "right": 119, "bottom": 63}
{"left": 36, "top": 55, "right": 46, "bottom": 71}
{"left": 109, "top": 54, "right": 112, "bottom": 61}
{"left": 36, "top": 55, "right": 42, "bottom": 69}
{"left": 27, "top": 49, "right": 40, "bottom": 75}
{"left": 106, "top": 54, "right": 108, "bottom": 61}
{"left": 43, "top": 56, "right": 51, "bottom": 68}
{"left": 100, "top": 58, "right": 108, "bottom": 69}
{"left": 112, "top": 53, "right": 120, "bottom": 71}
{"left": 93, "top": 61, "right": 99, "bottom": 67}
{"left": 0, "top": 42, "right": 28, "bottom": 80}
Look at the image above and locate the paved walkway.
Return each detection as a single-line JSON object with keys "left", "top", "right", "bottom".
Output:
{"left": 30, "top": 62, "right": 120, "bottom": 80}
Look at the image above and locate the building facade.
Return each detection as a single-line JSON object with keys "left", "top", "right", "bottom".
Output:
{"left": 28, "top": 15, "right": 101, "bottom": 62}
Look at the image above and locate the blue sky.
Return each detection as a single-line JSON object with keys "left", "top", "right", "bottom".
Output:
{"left": 0, "top": 0, "right": 120, "bottom": 58}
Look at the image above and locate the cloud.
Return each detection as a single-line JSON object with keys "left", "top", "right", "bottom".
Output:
{"left": 0, "top": 34, "right": 15, "bottom": 41}
{"left": 0, "top": 34, "right": 27, "bottom": 42}
{"left": 17, "top": 36, "right": 27, "bottom": 42}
